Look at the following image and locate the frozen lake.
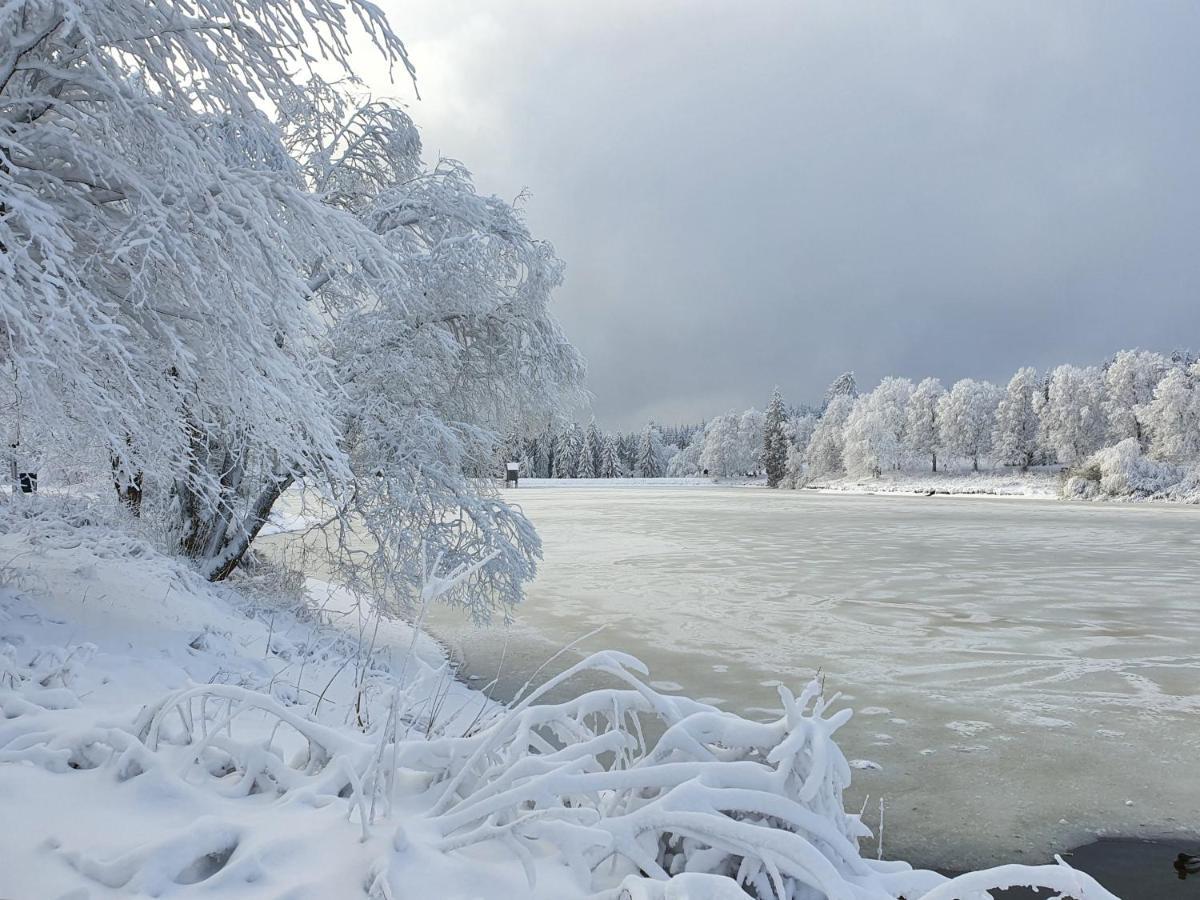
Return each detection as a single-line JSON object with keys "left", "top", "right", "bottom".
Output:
{"left": 424, "top": 485, "right": 1200, "bottom": 870}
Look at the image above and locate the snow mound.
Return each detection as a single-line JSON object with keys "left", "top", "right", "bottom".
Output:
{"left": 0, "top": 506, "right": 1118, "bottom": 899}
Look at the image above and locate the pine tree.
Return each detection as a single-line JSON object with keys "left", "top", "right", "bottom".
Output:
{"left": 582, "top": 419, "right": 603, "bottom": 476}
{"left": 762, "top": 388, "right": 788, "bottom": 487}
{"left": 600, "top": 435, "right": 622, "bottom": 477}
{"left": 533, "top": 433, "right": 552, "bottom": 478}
{"left": 562, "top": 424, "right": 583, "bottom": 478}
{"left": 576, "top": 431, "right": 598, "bottom": 478}
{"left": 824, "top": 372, "right": 858, "bottom": 407}
{"left": 636, "top": 423, "right": 663, "bottom": 478}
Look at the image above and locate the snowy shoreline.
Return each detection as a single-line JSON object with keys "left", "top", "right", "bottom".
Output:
{"left": 799, "top": 471, "right": 1060, "bottom": 500}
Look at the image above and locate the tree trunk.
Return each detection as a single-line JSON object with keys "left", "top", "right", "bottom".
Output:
{"left": 111, "top": 448, "right": 143, "bottom": 517}
{"left": 205, "top": 473, "right": 295, "bottom": 582}
{"left": 115, "top": 473, "right": 144, "bottom": 516}
{"left": 931, "top": 452, "right": 937, "bottom": 473}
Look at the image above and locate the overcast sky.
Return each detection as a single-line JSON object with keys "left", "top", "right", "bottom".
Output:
{"left": 364, "top": 1, "right": 1200, "bottom": 429}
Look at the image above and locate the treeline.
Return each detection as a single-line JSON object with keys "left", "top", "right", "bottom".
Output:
{"left": 549, "top": 349, "right": 1200, "bottom": 493}
{"left": 502, "top": 422, "right": 702, "bottom": 478}
{"left": 765, "top": 348, "right": 1200, "bottom": 486}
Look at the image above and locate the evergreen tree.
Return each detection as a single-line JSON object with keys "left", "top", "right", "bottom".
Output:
{"left": 636, "top": 423, "right": 663, "bottom": 478}
{"left": 533, "top": 433, "right": 552, "bottom": 478}
{"left": 824, "top": 372, "right": 858, "bottom": 407}
{"left": 582, "top": 419, "right": 603, "bottom": 475}
{"left": 618, "top": 432, "right": 638, "bottom": 473}
{"left": 576, "top": 435, "right": 597, "bottom": 478}
{"left": 762, "top": 388, "right": 789, "bottom": 487}
{"left": 600, "top": 435, "right": 622, "bottom": 477}
{"left": 562, "top": 423, "right": 583, "bottom": 478}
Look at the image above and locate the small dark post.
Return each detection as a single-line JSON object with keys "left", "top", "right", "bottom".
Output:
{"left": 505, "top": 462, "right": 520, "bottom": 488}
{"left": 9, "top": 441, "right": 36, "bottom": 493}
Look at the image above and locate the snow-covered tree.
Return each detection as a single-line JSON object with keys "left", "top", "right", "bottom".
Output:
{"left": 805, "top": 395, "right": 854, "bottom": 477}
{"left": 788, "top": 413, "right": 819, "bottom": 457}
{"left": 1143, "top": 363, "right": 1200, "bottom": 464}
{"left": 1037, "top": 365, "right": 1106, "bottom": 466}
{"left": 578, "top": 420, "right": 603, "bottom": 478}
{"left": 842, "top": 377, "right": 913, "bottom": 477}
{"left": 600, "top": 435, "right": 623, "bottom": 478}
{"left": 938, "top": 379, "right": 1002, "bottom": 471}
{"left": 575, "top": 437, "right": 597, "bottom": 478}
{"left": 0, "top": 2, "right": 587, "bottom": 617}
{"left": 762, "top": 389, "right": 789, "bottom": 487}
{"left": 1102, "top": 349, "right": 1169, "bottom": 445}
{"left": 556, "top": 424, "right": 583, "bottom": 478}
{"left": 735, "top": 409, "right": 765, "bottom": 475}
{"left": 905, "top": 377, "right": 945, "bottom": 472}
{"left": 262, "top": 84, "right": 584, "bottom": 609}
{"left": 635, "top": 424, "right": 665, "bottom": 478}
{"left": 992, "top": 368, "right": 1041, "bottom": 470}
{"left": 667, "top": 429, "right": 704, "bottom": 477}
{"left": 531, "top": 433, "right": 552, "bottom": 478}
{"left": 699, "top": 414, "right": 739, "bottom": 478}
{"left": 781, "top": 412, "right": 818, "bottom": 487}
{"left": 616, "top": 432, "right": 638, "bottom": 474}
{"left": 0, "top": 1, "right": 414, "bottom": 561}
{"left": 824, "top": 372, "right": 858, "bottom": 407}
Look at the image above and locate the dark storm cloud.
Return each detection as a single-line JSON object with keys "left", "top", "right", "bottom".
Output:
{"left": 371, "top": 1, "right": 1200, "bottom": 429}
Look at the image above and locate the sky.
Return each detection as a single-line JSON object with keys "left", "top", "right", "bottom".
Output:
{"left": 362, "top": 1, "right": 1200, "bottom": 429}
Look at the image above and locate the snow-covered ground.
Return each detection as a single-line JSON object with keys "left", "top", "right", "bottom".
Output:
{"left": 423, "top": 485, "right": 1200, "bottom": 871}
{"left": 1, "top": 498, "right": 1121, "bottom": 899}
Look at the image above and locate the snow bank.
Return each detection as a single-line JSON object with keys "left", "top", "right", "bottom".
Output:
{"left": 803, "top": 469, "right": 1060, "bottom": 499}
{"left": 0, "top": 500, "right": 1118, "bottom": 899}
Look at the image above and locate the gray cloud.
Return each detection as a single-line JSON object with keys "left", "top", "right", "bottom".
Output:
{"left": 368, "top": 1, "right": 1200, "bottom": 429}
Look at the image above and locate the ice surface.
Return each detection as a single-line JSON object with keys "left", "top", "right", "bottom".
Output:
{"left": 424, "top": 485, "right": 1200, "bottom": 869}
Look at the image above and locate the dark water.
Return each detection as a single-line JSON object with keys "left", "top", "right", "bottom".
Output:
{"left": 940, "top": 838, "right": 1200, "bottom": 899}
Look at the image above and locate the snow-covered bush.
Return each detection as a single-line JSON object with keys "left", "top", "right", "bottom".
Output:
{"left": 1064, "top": 438, "right": 1183, "bottom": 500}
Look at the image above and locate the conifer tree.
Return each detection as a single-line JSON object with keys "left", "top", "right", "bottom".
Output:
{"left": 576, "top": 431, "right": 598, "bottom": 478}
{"left": 636, "top": 423, "right": 663, "bottom": 478}
{"left": 582, "top": 420, "right": 603, "bottom": 475}
{"left": 763, "top": 388, "right": 789, "bottom": 487}
{"left": 600, "top": 435, "right": 622, "bottom": 477}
